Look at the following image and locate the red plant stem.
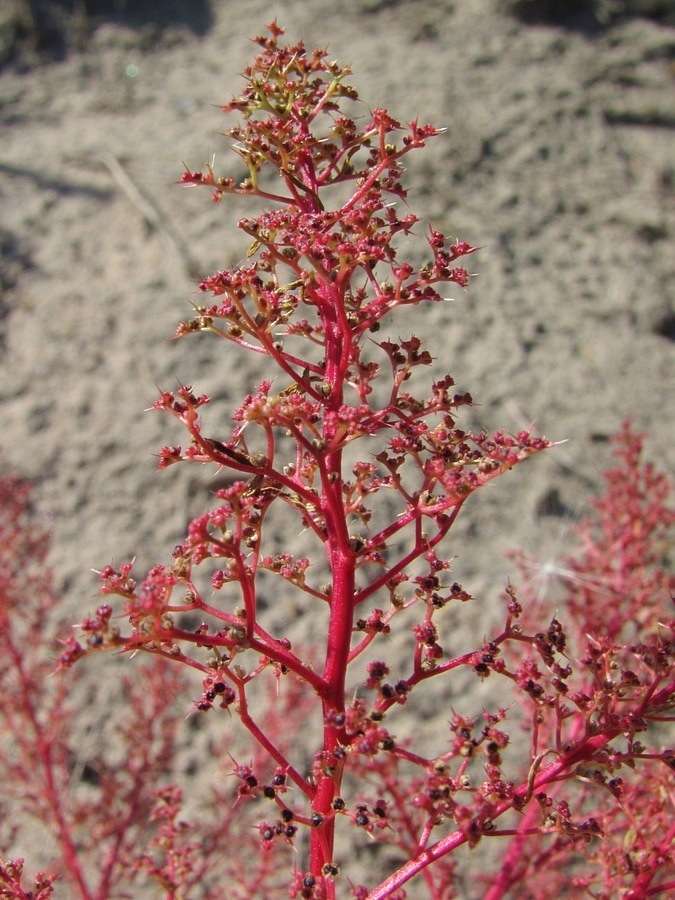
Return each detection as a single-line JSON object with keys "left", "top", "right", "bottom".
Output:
{"left": 236, "top": 683, "right": 312, "bottom": 798}
{"left": 136, "top": 623, "right": 325, "bottom": 693}
{"left": 376, "top": 761, "right": 440, "bottom": 896}
{"left": 367, "top": 730, "right": 621, "bottom": 899}
{"left": 482, "top": 792, "right": 549, "bottom": 900}
{"left": 354, "top": 506, "right": 461, "bottom": 607}
{"left": 307, "top": 263, "right": 358, "bottom": 875}
{"left": 310, "top": 531, "right": 356, "bottom": 877}
{"left": 647, "top": 879, "right": 675, "bottom": 897}
{"left": 630, "top": 824, "right": 675, "bottom": 897}
{"left": 5, "top": 640, "right": 93, "bottom": 899}
{"left": 366, "top": 826, "right": 469, "bottom": 900}
{"left": 95, "top": 766, "right": 150, "bottom": 899}
{"left": 484, "top": 711, "right": 591, "bottom": 900}
{"left": 37, "top": 745, "right": 92, "bottom": 898}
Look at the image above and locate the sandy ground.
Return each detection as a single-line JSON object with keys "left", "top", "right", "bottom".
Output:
{"left": 1, "top": 0, "right": 674, "bottom": 895}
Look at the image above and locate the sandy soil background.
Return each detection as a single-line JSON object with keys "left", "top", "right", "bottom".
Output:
{"left": 1, "top": 0, "right": 674, "bottom": 896}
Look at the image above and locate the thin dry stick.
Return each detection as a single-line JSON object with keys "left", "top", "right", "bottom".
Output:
{"left": 98, "top": 151, "right": 200, "bottom": 278}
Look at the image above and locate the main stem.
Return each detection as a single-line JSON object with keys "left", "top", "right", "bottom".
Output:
{"left": 308, "top": 267, "right": 356, "bottom": 879}
{"left": 311, "top": 548, "right": 355, "bottom": 876}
